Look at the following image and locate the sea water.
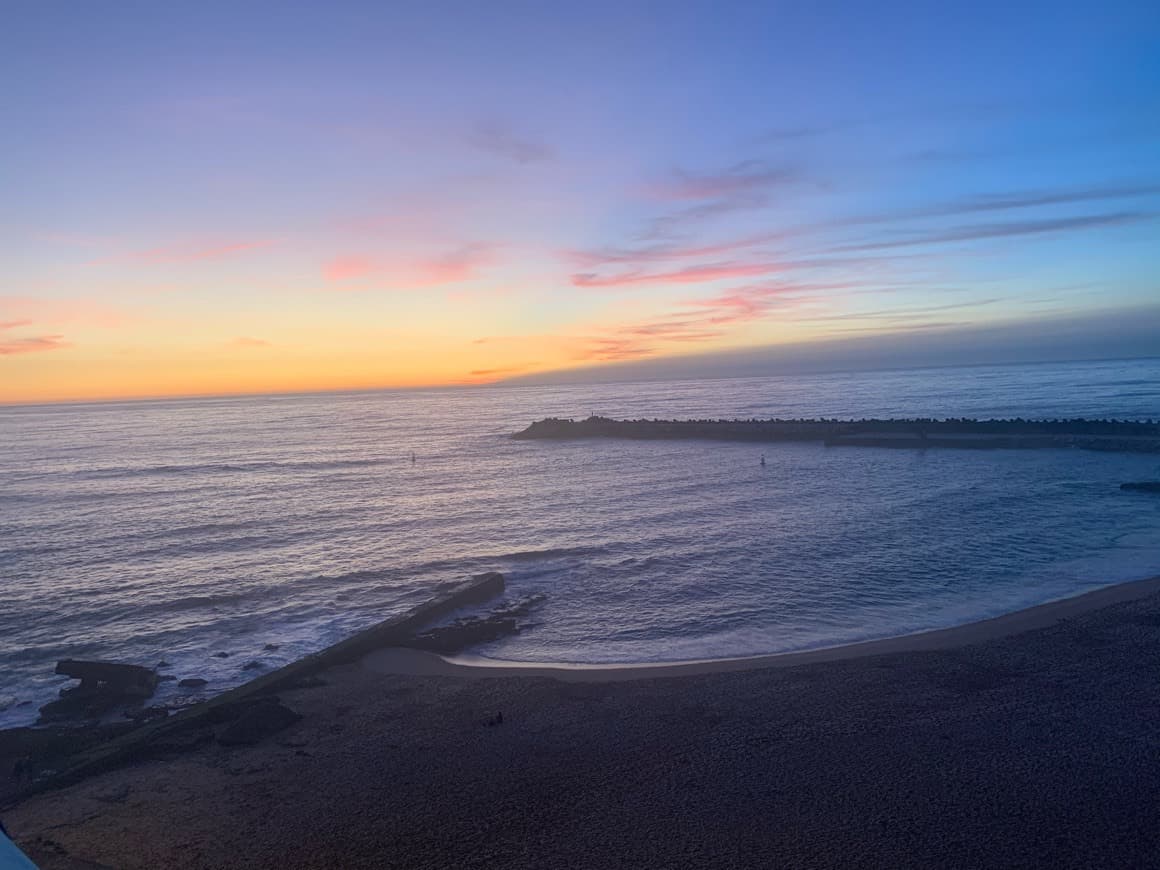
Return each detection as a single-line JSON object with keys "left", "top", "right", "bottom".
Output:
{"left": 2, "top": 358, "right": 1160, "bottom": 725}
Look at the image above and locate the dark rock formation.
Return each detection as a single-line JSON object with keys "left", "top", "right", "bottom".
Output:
{"left": 212, "top": 652, "right": 230, "bottom": 658}
{"left": 124, "top": 706, "right": 170, "bottom": 723}
{"left": 205, "top": 695, "right": 284, "bottom": 726}
{"left": 1121, "top": 481, "right": 1160, "bottom": 493}
{"left": 0, "top": 723, "right": 137, "bottom": 798}
{"left": 38, "top": 661, "right": 160, "bottom": 723}
{"left": 140, "top": 726, "right": 215, "bottom": 756}
{"left": 513, "top": 416, "right": 1160, "bottom": 453}
{"left": 263, "top": 643, "right": 280, "bottom": 651}
{"left": 178, "top": 678, "right": 209, "bottom": 689}
{"left": 217, "top": 700, "right": 302, "bottom": 746}
{"left": 404, "top": 594, "right": 547, "bottom": 654}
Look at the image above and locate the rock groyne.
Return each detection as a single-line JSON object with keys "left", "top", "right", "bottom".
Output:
{"left": 514, "top": 416, "right": 1160, "bottom": 453}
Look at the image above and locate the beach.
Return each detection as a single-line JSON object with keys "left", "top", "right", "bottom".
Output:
{"left": 7, "top": 576, "right": 1160, "bottom": 869}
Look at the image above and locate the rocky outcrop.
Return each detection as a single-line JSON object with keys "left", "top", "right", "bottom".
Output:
{"left": 404, "top": 594, "right": 547, "bottom": 654}
{"left": 38, "top": 661, "right": 160, "bottom": 724}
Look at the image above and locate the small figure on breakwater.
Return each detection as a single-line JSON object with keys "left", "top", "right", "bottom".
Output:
{"left": 760, "top": 454, "right": 766, "bottom": 467}
{"left": 410, "top": 451, "right": 416, "bottom": 465}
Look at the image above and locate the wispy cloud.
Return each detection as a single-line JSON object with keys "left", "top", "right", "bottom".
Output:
{"left": 828, "top": 212, "right": 1155, "bottom": 253}
{"left": 641, "top": 195, "right": 773, "bottom": 241}
{"left": 572, "top": 261, "right": 785, "bottom": 288}
{"left": 466, "top": 120, "right": 553, "bottom": 164}
{"left": 834, "top": 183, "right": 1160, "bottom": 229}
{"left": 645, "top": 161, "right": 795, "bottom": 201}
{"left": 800, "top": 298, "right": 1003, "bottom": 323}
{"left": 0, "top": 321, "right": 70, "bottom": 356}
{"left": 0, "top": 335, "right": 69, "bottom": 356}
{"left": 566, "top": 233, "right": 785, "bottom": 269}
{"left": 230, "top": 336, "right": 271, "bottom": 348}
{"left": 569, "top": 281, "right": 826, "bottom": 363}
{"left": 324, "top": 244, "right": 495, "bottom": 289}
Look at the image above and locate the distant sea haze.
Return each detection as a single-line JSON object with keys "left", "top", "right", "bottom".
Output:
{"left": 2, "top": 358, "right": 1160, "bottom": 726}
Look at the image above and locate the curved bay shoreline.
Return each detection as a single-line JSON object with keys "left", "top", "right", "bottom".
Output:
{"left": 370, "top": 572, "right": 1160, "bottom": 681}
{"left": 8, "top": 571, "right": 1160, "bottom": 868}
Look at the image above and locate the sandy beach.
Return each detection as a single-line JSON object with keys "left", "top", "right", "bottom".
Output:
{"left": 7, "top": 576, "right": 1160, "bottom": 869}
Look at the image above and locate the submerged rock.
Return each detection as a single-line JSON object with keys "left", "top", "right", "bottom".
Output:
{"left": 241, "top": 660, "right": 265, "bottom": 671}
{"left": 1121, "top": 481, "right": 1160, "bottom": 493}
{"left": 178, "top": 677, "right": 209, "bottom": 688}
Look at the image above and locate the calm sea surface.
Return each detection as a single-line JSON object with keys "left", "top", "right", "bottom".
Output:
{"left": 3, "top": 358, "right": 1160, "bottom": 725}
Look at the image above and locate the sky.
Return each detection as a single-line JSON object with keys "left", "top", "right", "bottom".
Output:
{"left": 2, "top": 0, "right": 1159, "bottom": 402}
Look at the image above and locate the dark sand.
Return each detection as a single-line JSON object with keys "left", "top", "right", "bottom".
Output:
{"left": 8, "top": 577, "right": 1160, "bottom": 869}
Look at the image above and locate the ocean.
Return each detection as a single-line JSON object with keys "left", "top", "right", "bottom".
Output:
{"left": 3, "top": 358, "right": 1160, "bottom": 726}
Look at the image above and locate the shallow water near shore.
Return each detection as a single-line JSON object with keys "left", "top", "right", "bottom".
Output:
{"left": 3, "top": 357, "right": 1160, "bottom": 726}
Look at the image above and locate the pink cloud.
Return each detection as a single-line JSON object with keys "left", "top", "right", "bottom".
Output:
{"left": 0, "top": 333, "right": 69, "bottom": 356}
{"left": 571, "top": 337, "right": 658, "bottom": 362}
{"left": 230, "top": 337, "right": 271, "bottom": 348}
{"left": 572, "top": 261, "right": 783, "bottom": 288}
{"left": 325, "top": 255, "right": 377, "bottom": 282}
{"left": 567, "top": 280, "right": 834, "bottom": 363}
{"left": 0, "top": 296, "right": 132, "bottom": 328}
{"left": 323, "top": 244, "right": 494, "bottom": 289}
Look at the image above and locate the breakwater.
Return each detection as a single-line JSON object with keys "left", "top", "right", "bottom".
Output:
{"left": 513, "top": 416, "right": 1160, "bottom": 453}
{"left": 1, "top": 572, "right": 505, "bottom": 804}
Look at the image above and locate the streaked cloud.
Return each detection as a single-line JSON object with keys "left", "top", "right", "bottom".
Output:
{"left": 324, "top": 244, "right": 495, "bottom": 289}
{"left": 828, "top": 212, "right": 1155, "bottom": 253}
{"left": 230, "top": 336, "right": 271, "bottom": 348}
{"left": 466, "top": 120, "right": 553, "bottom": 164}
{"left": 0, "top": 321, "right": 69, "bottom": 356}
{"left": 572, "top": 261, "right": 784, "bottom": 289}
{"left": 645, "top": 161, "right": 796, "bottom": 201}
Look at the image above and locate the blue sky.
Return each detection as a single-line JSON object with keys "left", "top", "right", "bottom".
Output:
{"left": 2, "top": 0, "right": 1158, "bottom": 399}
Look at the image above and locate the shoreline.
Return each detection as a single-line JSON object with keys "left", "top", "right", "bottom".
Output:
{"left": 371, "top": 572, "right": 1160, "bottom": 681}
{"left": 9, "top": 571, "right": 1160, "bottom": 867}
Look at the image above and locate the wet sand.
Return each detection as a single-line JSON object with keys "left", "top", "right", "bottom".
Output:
{"left": 7, "top": 576, "right": 1160, "bottom": 869}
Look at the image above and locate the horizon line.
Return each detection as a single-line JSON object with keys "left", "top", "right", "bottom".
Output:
{"left": 2, "top": 353, "right": 1158, "bottom": 411}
